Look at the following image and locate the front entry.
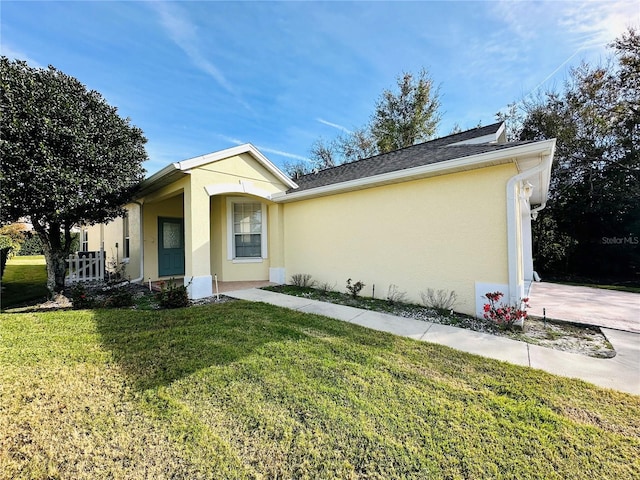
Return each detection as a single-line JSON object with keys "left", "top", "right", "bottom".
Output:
{"left": 158, "top": 217, "right": 185, "bottom": 276}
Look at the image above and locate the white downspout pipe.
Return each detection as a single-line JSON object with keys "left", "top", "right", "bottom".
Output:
{"left": 129, "top": 201, "right": 144, "bottom": 283}
{"left": 506, "top": 145, "right": 554, "bottom": 305}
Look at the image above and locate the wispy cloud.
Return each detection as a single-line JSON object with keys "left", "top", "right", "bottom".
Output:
{"left": 148, "top": 2, "right": 253, "bottom": 112}
{"left": 556, "top": 1, "right": 639, "bottom": 48}
{"left": 219, "top": 135, "right": 245, "bottom": 146}
{"left": 257, "top": 146, "right": 310, "bottom": 163}
{"left": 317, "top": 118, "right": 352, "bottom": 134}
{"left": 492, "top": 0, "right": 638, "bottom": 48}
{"left": 218, "top": 135, "right": 310, "bottom": 162}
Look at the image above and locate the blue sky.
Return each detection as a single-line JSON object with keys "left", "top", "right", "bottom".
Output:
{"left": 2, "top": 1, "right": 638, "bottom": 175}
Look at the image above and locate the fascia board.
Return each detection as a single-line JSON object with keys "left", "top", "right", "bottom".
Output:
{"left": 448, "top": 122, "right": 506, "bottom": 146}
{"left": 135, "top": 163, "right": 183, "bottom": 198}
{"left": 275, "top": 139, "right": 556, "bottom": 203}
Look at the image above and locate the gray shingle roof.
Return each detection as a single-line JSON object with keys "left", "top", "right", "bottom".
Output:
{"left": 288, "top": 122, "right": 533, "bottom": 193}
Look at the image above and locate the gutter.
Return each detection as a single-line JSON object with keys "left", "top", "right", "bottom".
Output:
{"left": 505, "top": 140, "right": 556, "bottom": 304}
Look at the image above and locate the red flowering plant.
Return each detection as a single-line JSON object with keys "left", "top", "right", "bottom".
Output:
{"left": 483, "top": 291, "right": 530, "bottom": 330}
{"left": 69, "top": 282, "right": 95, "bottom": 309}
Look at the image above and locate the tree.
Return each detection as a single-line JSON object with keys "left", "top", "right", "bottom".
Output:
{"left": 370, "top": 69, "right": 441, "bottom": 153}
{"left": 0, "top": 58, "right": 147, "bottom": 295}
{"left": 300, "top": 69, "right": 442, "bottom": 176}
{"left": 500, "top": 28, "right": 640, "bottom": 281}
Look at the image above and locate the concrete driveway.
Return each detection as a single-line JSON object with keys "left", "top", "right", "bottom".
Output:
{"left": 528, "top": 282, "right": 640, "bottom": 333}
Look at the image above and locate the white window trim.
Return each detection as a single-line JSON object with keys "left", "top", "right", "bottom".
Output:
{"left": 81, "top": 229, "right": 89, "bottom": 252}
{"left": 226, "top": 197, "right": 268, "bottom": 262}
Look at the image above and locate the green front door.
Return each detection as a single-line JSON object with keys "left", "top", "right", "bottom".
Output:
{"left": 158, "top": 217, "right": 185, "bottom": 277}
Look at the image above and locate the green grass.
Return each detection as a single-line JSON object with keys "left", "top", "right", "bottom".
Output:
{"left": 0, "top": 255, "right": 48, "bottom": 309}
{"left": 1, "top": 302, "right": 639, "bottom": 479}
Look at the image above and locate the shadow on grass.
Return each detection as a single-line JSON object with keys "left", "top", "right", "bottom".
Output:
{"left": 1, "top": 261, "right": 49, "bottom": 310}
{"left": 93, "top": 300, "right": 321, "bottom": 391}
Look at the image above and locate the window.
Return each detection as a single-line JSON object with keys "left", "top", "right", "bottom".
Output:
{"left": 81, "top": 229, "right": 89, "bottom": 252}
{"left": 123, "top": 212, "right": 130, "bottom": 258}
{"left": 227, "top": 199, "right": 267, "bottom": 261}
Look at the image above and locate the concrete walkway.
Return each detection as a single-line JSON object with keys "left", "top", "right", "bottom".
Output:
{"left": 528, "top": 282, "right": 640, "bottom": 333}
{"left": 226, "top": 288, "right": 640, "bottom": 396}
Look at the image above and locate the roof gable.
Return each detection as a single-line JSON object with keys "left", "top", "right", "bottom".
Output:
{"left": 177, "top": 144, "right": 297, "bottom": 189}
{"left": 137, "top": 143, "right": 297, "bottom": 198}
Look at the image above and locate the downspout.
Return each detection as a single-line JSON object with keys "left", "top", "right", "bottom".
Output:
{"left": 129, "top": 200, "right": 144, "bottom": 283}
{"left": 506, "top": 147, "right": 554, "bottom": 305}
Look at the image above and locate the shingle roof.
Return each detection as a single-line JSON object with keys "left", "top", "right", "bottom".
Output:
{"left": 288, "top": 122, "right": 533, "bottom": 193}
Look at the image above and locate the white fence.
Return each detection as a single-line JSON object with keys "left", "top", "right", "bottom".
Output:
{"left": 66, "top": 249, "right": 105, "bottom": 282}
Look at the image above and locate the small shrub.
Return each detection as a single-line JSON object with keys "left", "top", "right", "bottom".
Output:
{"left": 69, "top": 282, "right": 95, "bottom": 309}
{"left": 104, "top": 285, "right": 134, "bottom": 308}
{"left": 317, "top": 281, "right": 336, "bottom": 295}
{"left": 290, "top": 273, "right": 315, "bottom": 288}
{"left": 106, "top": 258, "right": 127, "bottom": 284}
{"left": 346, "top": 278, "right": 365, "bottom": 298}
{"left": 156, "top": 278, "right": 190, "bottom": 309}
{"left": 483, "top": 291, "right": 529, "bottom": 330}
{"left": 421, "top": 288, "right": 457, "bottom": 312}
{"left": 386, "top": 284, "right": 407, "bottom": 305}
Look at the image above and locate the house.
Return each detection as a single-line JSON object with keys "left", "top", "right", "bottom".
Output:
{"left": 84, "top": 122, "right": 555, "bottom": 317}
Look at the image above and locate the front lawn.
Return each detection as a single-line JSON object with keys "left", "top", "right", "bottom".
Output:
{"left": 1, "top": 302, "right": 639, "bottom": 479}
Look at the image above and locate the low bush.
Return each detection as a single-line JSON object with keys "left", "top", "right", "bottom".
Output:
{"left": 156, "top": 278, "right": 190, "bottom": 309}
{"left": 290, "top": 273, "right": 315, "bottom": 288}
{"left": 346, "top": 278, "right": 365, "bottom": 298}
{"left": 103, "top": 285, "right": 135, "bottom": 308}
{"left": 483, "top": 291, "right": 529, "bottom": 330}
{"left": 69, "top": 282, "right": 95, "bottom": 309}
{"left": 317, "top": 281, "right": 336, "bottom": 295}
{"left": 420, "top": 288, "right": 457, "bottom": 313}
{"left": 386, "top": 284, "right": 408, "bottom": 305}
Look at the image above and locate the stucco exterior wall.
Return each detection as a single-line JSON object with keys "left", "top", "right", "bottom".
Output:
{"left": 84, "top": 204, "right": 142, "bottom": 279}
{"left": 282, "top": 163, "right": 518, "bottom": 316}
{"left": 142, "top": 193, "right": 184, "bottom": 280}
{"left": 209, "top": 194, "right": 273, "bottom": 282}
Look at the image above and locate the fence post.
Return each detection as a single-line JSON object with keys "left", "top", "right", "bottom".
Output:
{"left": 99, "top": 247, "right": 105, "bottom": 280}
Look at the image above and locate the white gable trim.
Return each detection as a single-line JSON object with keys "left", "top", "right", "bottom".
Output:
{"left": 177, "top": 144, "right": 298, "bottom": 189}
{"left": 448, "top": 122, "right": 506, "bottom": 146}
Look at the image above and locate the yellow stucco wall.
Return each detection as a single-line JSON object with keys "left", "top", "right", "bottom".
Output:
{"left": 142, "top": 193, "right": 184, "bottom": 280}
{"left": 282, "top": 163, "right": 518, "bottom": 316}
{"left": 85, "top": 204, "right": 142, "bottom": 279}
{"left": 193, "top": 152, "right": 292, "bottom": 197}
{"left": 209, "top": 194, "right": 273, "bottom": 282}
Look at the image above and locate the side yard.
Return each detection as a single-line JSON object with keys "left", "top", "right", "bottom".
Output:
{"left": 1, "top": 303, "right": 639, "bottom": 479}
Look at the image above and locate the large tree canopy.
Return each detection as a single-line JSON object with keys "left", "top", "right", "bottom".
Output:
{"left": 0, "top": 57, "right": 147, "bottom": 294}
{"left": 371, "top": 70, "right": 441, "bottom": 153}
{"left": 500, "top": 28, "right": 639, "bottom": 282}
{"left": 285, "top": 69, "right": 441, "bottom": 177}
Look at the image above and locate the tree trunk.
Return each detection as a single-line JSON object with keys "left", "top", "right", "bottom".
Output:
{"left": 43, "top": 248, "right": 68, "bottom": 295}
{"left": 34, "top": 220, "right": 71, "bottom": 297}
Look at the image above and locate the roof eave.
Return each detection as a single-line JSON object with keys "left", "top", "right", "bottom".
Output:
{"left": 134, "top": 163, "right": 185, "bottom": 199}
{"left": 274, "top": 139, "right": 556, "bottom": 203}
